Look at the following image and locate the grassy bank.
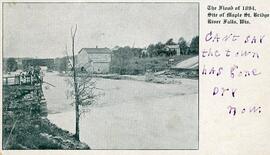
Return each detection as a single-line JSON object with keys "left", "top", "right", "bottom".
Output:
{"left": 110, "top": 54, "right": 196, "bottom": 75}
{"left": 3, "top": 116, "right": 90, "bottom": 150}
{"left": 2, "top": 85, "right": 90, "bottom": 150}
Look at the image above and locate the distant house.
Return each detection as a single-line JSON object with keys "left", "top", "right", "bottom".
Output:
{"left": 77, "top": 47, "right": 112, "bottom": 74}
{"left": 164, "top": 45, "right": 181, "bottom": 56}
{"left": 141, "top": 48, "right": 149, "bottom": 57}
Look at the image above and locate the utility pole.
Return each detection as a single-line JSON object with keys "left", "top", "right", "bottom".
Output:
{"left": 71, "top": 24, "right": 80, "bottom": 141}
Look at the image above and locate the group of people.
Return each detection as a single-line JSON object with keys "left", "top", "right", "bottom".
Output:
{"left": 15, "top": 66, "right": 43, "bottom": 85}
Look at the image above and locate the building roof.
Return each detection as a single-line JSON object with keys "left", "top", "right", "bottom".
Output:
{"left": 79, "top": 48, "right": 112, "bottom": 54}
{"left": 172, "top": 56, "right": 198, "bottom": 69}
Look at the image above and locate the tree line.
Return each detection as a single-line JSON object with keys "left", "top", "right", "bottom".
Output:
{"left": 4, "top": 36, "right": 199, "bottom": 74}
{"left": 110, "top": 36, "right": 199, "bottom": 75}
{"left": 144, "top": 36, "right": 199, "bottom": 57}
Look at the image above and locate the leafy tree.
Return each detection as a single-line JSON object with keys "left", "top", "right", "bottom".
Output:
{"left": 131, "top": 48, "right": 142, "bottom": 57}
{"left": 59, "top": 57, "right": 68, "bottom": 73}
{"left": 5, "top": 58, "right": 18, "bottom": 72}
{"left": 165, "top": 38, "right": 177, "bottom": 45}
{"left": 110, "top": 46, "right": 133, "bottom": 75}
{"left": 147, "top": 44, "right": 158, "bottom": 57}
{"left": 147, "top": 42, "right": 168, "bottom": 57}
{"left": 178, "top": 37, "right": 188, "bottom": 55}
{"left": 155, "top": 42, "right": 166, "bottom": 56}
{"left": 190, "top": 36, "right": 199, "bottom": 54}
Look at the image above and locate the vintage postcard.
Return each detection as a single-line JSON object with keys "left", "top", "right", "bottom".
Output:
{"left": 1, "top": 0, "right": 269, "bottom": 155}
{"left": 2, "top": 2, "right": 199, "bottom": 150}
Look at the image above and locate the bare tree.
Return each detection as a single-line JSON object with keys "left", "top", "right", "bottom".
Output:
{"left": 67, "top": 74, "right": 100, "bottom": 115}
{"left": 65, "top": 71, "right": 101, "bottom": 141}
{"left": 70, "top": 24, "right": 80, "bottom": 141}
{"left": 66, "top": 25, "right": 102, "bottom": 141}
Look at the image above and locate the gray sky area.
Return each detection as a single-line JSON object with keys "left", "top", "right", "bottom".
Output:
{"left": 3, "top": 3, "right": 198, "bottom": 58}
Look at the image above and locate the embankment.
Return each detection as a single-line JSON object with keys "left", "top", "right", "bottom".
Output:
{"left": 2, "top": 84, "right": 90, "bottom": 149}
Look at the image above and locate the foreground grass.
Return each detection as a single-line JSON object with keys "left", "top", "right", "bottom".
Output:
{"left": 3, "top": 85, "right": 90, "bottom": 150}
{"left": 3, "top": 116, "right": 90, "bottom": 150}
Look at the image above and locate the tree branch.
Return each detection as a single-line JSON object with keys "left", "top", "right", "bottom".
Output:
{"left": 64, "top": 44, "right": 73, "bottom": 68}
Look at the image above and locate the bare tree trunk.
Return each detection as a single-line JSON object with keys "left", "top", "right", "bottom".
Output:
{"left": 71, "top": 25, "right": 80, "bottom": 141}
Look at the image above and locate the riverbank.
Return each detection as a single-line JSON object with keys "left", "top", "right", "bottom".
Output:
{"left": 2, "top": 82, "right": 90, "bottom": 150}
{"left": 3, "top": 116, "right": 90, "bottom": 150}
{"left": 57, "top": 70, "right": 198, "bottom": 85}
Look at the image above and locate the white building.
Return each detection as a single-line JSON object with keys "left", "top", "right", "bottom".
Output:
{"left": 164, "top": 45, "right": 181, "bottom": 56}
{"left": 77, "top": 47, "right": 112, "bottom": 74}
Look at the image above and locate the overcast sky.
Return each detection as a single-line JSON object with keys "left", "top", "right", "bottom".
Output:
{"left": 3, "top": 3, "right": 198, "bottom": 58}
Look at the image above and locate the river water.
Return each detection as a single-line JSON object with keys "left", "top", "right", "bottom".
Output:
{"left": 43, "top": 72, "right": 198, "bottom": 149}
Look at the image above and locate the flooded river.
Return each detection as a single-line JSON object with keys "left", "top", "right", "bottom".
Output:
{"left": 43, "top": 72, "right": 198, "bottom": 149}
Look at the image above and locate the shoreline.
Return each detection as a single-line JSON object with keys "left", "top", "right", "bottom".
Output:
{"left": 2, "top": 81, "right": 90, "bottom": 150}
{"left": 55, "top": 72, "right": 198, "bottom": 85}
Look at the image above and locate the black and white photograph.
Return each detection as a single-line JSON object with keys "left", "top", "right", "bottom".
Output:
{"left": 2, "top": 2, "right": 199, "bottom": 150}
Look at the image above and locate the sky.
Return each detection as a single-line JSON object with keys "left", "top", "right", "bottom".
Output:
{"left": 3, "top": 3, "right": 198, "bottom": 58}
